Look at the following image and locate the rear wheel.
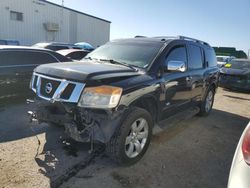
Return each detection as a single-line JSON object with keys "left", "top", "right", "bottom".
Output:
{"left": 106, "top": 107, "right": 153, "bottom": 165}
{"left": 199, "top": 87, "right": 215, "bottom": 116}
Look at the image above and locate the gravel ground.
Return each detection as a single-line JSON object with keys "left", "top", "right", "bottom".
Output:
{"left": 0, "top": 88, "right": 249, "bottom": 188}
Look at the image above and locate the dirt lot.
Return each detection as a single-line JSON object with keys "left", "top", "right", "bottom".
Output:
{"left": 0, "top": 88, "right": 249, "bottom": 188}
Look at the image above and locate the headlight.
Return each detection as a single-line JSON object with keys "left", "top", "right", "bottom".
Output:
{"left": 78, "top": 86, "right": 123, "bottom": 108}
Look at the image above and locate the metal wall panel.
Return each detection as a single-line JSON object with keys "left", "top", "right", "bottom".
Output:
{"left": 0, "top": 0, "right": 110, "bottom": 47}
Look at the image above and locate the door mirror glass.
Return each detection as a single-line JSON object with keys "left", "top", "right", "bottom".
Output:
{"left": 167, "top": 60, "right": 186, "bottom": 72}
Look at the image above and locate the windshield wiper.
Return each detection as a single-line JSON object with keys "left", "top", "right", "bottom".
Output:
{"left": 99, "top": 59, "right": 138, "bottom": 71}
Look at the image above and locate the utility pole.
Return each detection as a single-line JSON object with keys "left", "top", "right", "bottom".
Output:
{"left": 248, "top": 49, "right": 250, "bottom": 59}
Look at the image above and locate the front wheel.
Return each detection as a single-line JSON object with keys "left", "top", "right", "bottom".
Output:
{"left": 106, "top": 107, "right": 153, "bottom": 165}
{"left": 198, "top": 87, "right": 215, "bottom": 116}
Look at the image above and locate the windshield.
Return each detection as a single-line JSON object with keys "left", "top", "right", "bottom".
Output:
{"left": 225, "top": 60, "right": 250, "bottom": 69}
{"left": 84, "top": 42, "right": 163, "bottom": 68}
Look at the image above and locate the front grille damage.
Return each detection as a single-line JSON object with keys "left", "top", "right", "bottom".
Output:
{"left": 30, "top": 99, "right": 127, "bottom": 143}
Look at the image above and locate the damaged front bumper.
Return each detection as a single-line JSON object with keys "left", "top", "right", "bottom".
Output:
{"left": 28, "top": 99, "right": 127, "bottom": 143}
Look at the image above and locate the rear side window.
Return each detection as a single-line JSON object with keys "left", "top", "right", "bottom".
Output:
{"left": 188, "top": 45, "right": 203, "bottom": 70}
{"left": 0, "top": 50, "right": 59, "bottom": 66}
{"left": 165, "top": 46, "right": 187, "bottom": 66}
{"left": 205, "top": 49, "right": 217, "bottom": 67}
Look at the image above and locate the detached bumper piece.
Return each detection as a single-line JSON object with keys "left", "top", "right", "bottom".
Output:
{"left": 29, "top": 99, "right": 125, "bottom": 144}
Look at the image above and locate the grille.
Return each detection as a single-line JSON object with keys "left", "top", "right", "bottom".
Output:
{"left": 40, "top": 78, "right": 61, "bottom": 98}
{"left": 60, "top": 83, "right": 76, "bottom": 100}
{"left": 31, "top": 73, "right": 85, "bottom": 103}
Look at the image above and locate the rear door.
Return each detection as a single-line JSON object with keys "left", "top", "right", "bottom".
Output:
{"left": 160, "top": 43, "right": 193, "bottom": 120}
{"left": 187, "top": 44, "right": 206, "bottom": 102}
{"left": 0, "top": 50, "right": 60, "bottom": 106}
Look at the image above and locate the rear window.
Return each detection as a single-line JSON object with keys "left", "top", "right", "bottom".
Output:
{"left": 205, "top": 49, "right": 217, "bottom": 67}
{"left": 188, "top": 45, "right": 203, "bottom": 70}
{"left": 0, "top": 50, "right": 59, "bottom": 66}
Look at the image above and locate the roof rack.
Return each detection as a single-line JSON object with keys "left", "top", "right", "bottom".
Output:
{"left": 177, "top": 35, "right": 209, "bottom": 46}
{"left": 134, "top": 35, "right": 210, "bottom": 46}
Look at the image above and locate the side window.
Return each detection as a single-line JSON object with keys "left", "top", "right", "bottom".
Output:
{"left": 188, "top": 45, "right": 203, "bottom": 70}
{"left": 0, "top": 51, "right": 58, "bottom": 66}
{"left": 164, "top": 46, "right": 187, "bottom": 66}
{"left": 205, "top": 49, "right": 217, "bottom": 67}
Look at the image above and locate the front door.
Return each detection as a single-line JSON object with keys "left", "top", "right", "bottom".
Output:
{"left": 160, "top": 45, "right": 193, "bottom": 120}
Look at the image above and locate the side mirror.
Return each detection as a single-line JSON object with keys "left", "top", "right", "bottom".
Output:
{"left": 167, "top": 60, "right": 186, "bottom": 72}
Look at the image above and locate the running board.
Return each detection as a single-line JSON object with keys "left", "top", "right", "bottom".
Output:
{"left": 153, "top": 106, "right": 200, "bottom": 135}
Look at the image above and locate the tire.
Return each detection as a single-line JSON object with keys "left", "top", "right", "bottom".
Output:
{"left": 198, "top": 86, "right": 215, "bottom": 116}
{"left": 106, "top": 107, "right": 153, "bottom": 165}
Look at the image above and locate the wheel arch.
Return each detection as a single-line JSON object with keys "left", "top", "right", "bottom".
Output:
{"left": 129, "top": 95, "right": 159, "bottom": 124}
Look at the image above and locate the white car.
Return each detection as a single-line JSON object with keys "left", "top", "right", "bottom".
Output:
{"left": 228, "top": 122, "right": 250, "bottom": 188}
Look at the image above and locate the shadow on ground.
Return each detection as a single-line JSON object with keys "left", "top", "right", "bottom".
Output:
{"left": 58, "top": 108, "right": 249, "bottom": 188}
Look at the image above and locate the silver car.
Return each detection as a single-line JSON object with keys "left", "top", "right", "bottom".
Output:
{"left": 228, "top": 122, "right": 250, "bottom": 188}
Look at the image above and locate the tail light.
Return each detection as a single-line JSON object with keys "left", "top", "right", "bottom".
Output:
{"left": 242, "top": 125, "right": 250, "bottom": 165}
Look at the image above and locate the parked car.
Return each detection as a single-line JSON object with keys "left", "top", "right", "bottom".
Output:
{"left": 219, "top": 59, "right": 250, "bottom": 91}
{"left": 0, "top": 45, "right": 70, "bottom": 106}
{"left": 75, "top": 42, "right": 95, "bottom": 51}
{"left": 217, "top": 56, "right": 235, "bottom": 67}
{"left": 33, "top": 42, "right": 81, "bottom": 51}
{"left": 0, "top": 39, "right": 20, "bottom": 46}
{"left": 57, "top": 49, "right": 90, "bottom": 61}
{"left": 228, "top": 122, "right": 250, "bottom": 188}
{"left": 29, "top": 36, "right": 219, "bottom": 165}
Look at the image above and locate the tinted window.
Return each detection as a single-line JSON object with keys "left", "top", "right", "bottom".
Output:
{"left": 0, "top": 51, "right": 58, "bottom": 66}
{"left": 51, "top": 52, "right": 71, "bottom": 62}
{"left": 67, "top": 51, "right": 89, "bottom": 60}
{"left": 205, "top": 49, "right": 217, "bottom": 67}
{"left": 46, "top": 45, "right": 69, "bottom": 51}
{"left": 188, "top": 45, "right": 203, "bottom": 69}
{"left": 165, "top": 46, "right": 187, "bottom": 66}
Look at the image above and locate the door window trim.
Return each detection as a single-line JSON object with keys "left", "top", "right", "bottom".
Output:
{"left": 162, "top": 44, "right": 188, "bottom": 73}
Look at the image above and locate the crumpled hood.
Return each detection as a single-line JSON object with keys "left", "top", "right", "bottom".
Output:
{"left": 220, "top": 68, "right": 250, "bottom": 76}
{"left": 34, "top": 60, "right": 141, "bottom": 82}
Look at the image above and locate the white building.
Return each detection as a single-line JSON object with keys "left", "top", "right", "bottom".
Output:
{"left": 0, "top": 0, "right": 111, "bottom": 47}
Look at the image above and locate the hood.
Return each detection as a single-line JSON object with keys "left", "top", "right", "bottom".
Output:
{"left": 34, "top": 60, "right": 141, "bottom": 82}
{"left": 220, "top": 68, "right": 250, "bottom": 76}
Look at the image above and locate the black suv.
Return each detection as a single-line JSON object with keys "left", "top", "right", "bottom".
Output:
{"left": 29, "top": 36, "right": 219, "bottom": 165}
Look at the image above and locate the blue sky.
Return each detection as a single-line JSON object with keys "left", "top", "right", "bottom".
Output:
{"left": 49, "top": 0, "right": 250, "bottom": 54}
